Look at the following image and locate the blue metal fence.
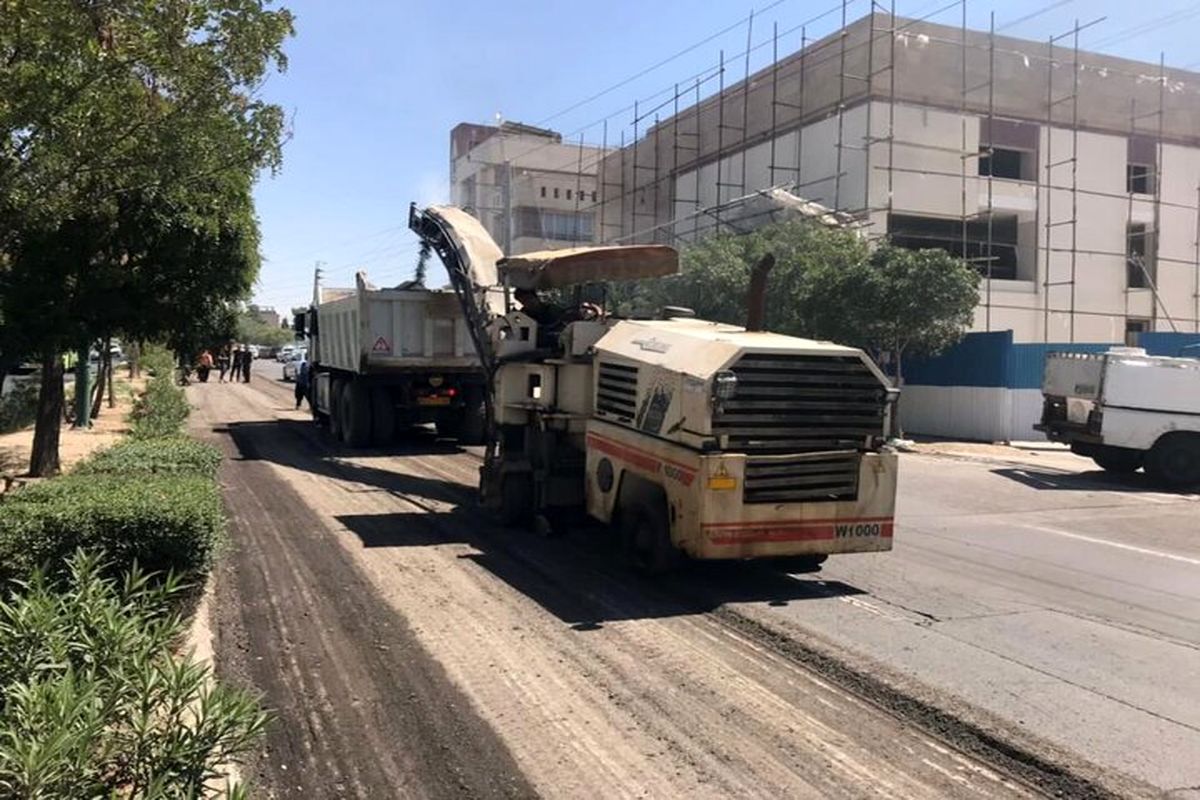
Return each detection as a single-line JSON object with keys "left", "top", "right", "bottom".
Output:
{"left": 905, "top": 330, "right": 1200, "bottom": 390}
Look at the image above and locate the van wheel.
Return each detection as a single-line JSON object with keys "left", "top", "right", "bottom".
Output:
{"left": 1091, "top": 445, "right": 1143, "bottom": 474}
{"left": 329, "top": 379, "right": 346, "bottom": 441}
{"left": 1146, "top": 434, "right": 1200, "bottom": 489}
{"left": 620, "top": 501, "right": 679, "bottom": 575}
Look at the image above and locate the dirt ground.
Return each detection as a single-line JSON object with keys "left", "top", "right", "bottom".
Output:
{"left": 186, "top": 373, "right": 1080, "bottom": 800}
{"left": 0, "top": 372, "right": 144, "bottom": 480}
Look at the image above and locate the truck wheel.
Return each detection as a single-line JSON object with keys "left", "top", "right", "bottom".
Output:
{"left": 1145, "top": 434, "right": 1200, "bottom": 489}
{"left": 1091, "top": 446, "right": 1143, "bottom": 474}
{"left": 370, "top": 387, "right": 395, "bottom": 445}
{"left": 341, "top": 379, "right": 372, "bottom": 448}
{"left": 329, "top": 379, "right": 346, "bottom": 441}
{"left": 499, "top": 473, "right": 534, "bottom": 528}
{"left": 457, "top": 392, "right": 487, "bottom": 446}
{"left": 435, "top": 416, "right": 461, "bottom": 440}
{"left": 620, "top": 501, "right": 680, "bottom": 575}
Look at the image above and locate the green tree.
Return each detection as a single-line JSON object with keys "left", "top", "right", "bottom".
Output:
{"left": 611, "top": 219, "right": 868, "bottom": 332}
{"left": 0, "top": 1, "right": 293, "bottom": 475}
{"left": 797, "top": 244, "right": 980, "bottom": 385}
{"left": 626, "top": 219, "right": 979, "bottom": 386}
{"left": 237, "top": 311, "right": 293, "bottom": 349}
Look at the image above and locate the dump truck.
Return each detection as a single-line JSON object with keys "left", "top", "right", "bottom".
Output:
{"left": 1036, "top": 348, "right": 1200, "bottom": 487}
{"left": 293, "top": 217, "right": 501, "bottom": 446}
{"left": 410, "top": 204, "right": 900, "bottom": 571}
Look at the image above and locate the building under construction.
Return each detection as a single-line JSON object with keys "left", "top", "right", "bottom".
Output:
{"left": 580, "top": 8, "right": 1200, "bottom": 345}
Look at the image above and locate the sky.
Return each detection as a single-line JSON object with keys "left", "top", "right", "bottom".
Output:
{"left": 250, "top": 0, "right": 1200, "bottom": 317}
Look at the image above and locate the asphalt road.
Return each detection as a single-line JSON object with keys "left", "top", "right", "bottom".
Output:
{"left": 193, "top": 365, "right": 1197, "bottom": 798}
{"left": 731, "top": 453, "right": 1200, "bottom": 795}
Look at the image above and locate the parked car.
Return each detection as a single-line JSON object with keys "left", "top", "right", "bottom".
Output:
{"left": 276, "top": 344, "right": 297, "bottom": 363}
{"left": 281, "top": 349, "right": 307, "bottom": 382}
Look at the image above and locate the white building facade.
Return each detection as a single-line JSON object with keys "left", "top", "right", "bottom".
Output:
{"left": 599, "top": 13, "right": 1200, "bottom": 344}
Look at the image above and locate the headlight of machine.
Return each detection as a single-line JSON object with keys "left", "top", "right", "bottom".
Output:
{"left": 713, "top": 370, "right": 738, "bottom": 401}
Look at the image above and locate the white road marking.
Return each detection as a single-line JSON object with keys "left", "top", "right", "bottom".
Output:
{"left": 1020, "top": 523, "right": 1200, "bottom": 566}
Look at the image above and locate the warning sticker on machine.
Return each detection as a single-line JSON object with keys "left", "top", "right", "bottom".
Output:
{"left": 372, "top": 336, "right": 391, "bottom": 353}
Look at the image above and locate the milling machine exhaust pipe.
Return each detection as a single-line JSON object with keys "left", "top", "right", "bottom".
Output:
{"left": 746, "top": 253, "right": 775, "bottom": 332}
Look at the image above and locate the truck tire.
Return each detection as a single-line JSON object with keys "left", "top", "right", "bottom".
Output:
{"left": 1145, "top": 434, "right": 1200, "bottom": 489}
{"left": 1090, "top": 445, "right": 1143, "bottom": 474}
{"left": 341, "top": 379, "right": 372, "bottom": 448}
{"left": 499, "top": 472, "right": 534, "bottom": 528}
{"left": 619, "top": 500, "right": 680, "bottom": 575}
{"left": 457, "top": 391, "right": 487, "bottom": 446}
{"left": 370, "top": 387, "right": 395, "bottom": 445}
{"left": 329, "top": 378, "right": 346, "bottom": 441}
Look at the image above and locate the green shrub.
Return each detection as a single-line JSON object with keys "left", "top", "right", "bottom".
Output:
{"left": 0, "top": 550, "right": 267, "bottom": 798}
{"left": 75, "top": 437, "right": 222, "bottom": 479}
{"left": 0, "top": 380, "right": 39, "bottom": 435}
{"left": 139, "top": 344, "right": 176, "bottom": 378}
{"left": 0, "top": 473, "right": 223, "bottom": 587}
{"left": 130, "top": 374, "right": 190, "bottom": 439}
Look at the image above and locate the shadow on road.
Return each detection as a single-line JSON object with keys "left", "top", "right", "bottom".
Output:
{"left": 223, "top": 419, "right": 473, "bottom": 506}
{"left": 332, "top": 505, "right": 865, "bottom": 628}
{"left": 220, "top": 419, "right": 865, "bottom": 627}
{"left": 991, "top": 466, "right": 1182, "bottom": 494}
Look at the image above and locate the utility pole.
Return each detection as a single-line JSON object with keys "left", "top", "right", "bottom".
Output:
{"left": 503, "top": 159, "right": 513, "bottom": 253}
{"left": 73, "top": 342, "right": 90, "bottom": 429}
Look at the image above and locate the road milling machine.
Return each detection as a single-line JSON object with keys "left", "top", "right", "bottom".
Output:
{"left": 409, "top": 204, "right": 899, "bottom": 571}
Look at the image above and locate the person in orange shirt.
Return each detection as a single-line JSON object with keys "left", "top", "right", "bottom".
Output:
{"left": 197, "top": 350, "right": 214, "bottom": 383}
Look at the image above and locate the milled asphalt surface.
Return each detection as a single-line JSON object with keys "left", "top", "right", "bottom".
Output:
{"left": 728, "top": 451, "right": 1200, "bottom": 795}
{"left": 208, "top": 364, "right": 1198, "bottom": 796}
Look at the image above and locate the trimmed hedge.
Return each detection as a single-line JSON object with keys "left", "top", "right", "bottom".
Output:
{"left": 0, "top": 473, "right": 223, "bottom": 587}
{"left": 130, "top": 373, "right": 190, "bottom": 439}
{"left": 75, "top": 437, "right": 222, "bottom": 479}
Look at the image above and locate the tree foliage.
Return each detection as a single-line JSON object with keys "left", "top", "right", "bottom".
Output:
{"left": 617, "top": 219, "right": 980, "bottom": 383}
{"left": 0, "top": 0, "right": 294, "bottom": 475}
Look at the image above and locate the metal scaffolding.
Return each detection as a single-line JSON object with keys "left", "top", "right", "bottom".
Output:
{"left": 486, "top": 1, "right": 1200, "bottom": 339}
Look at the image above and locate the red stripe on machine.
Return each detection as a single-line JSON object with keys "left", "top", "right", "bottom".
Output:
{"left": 585, "top": 433, "right": 696, "bottom": 486}
{"left": 706, "top": 518, "right": 894, "bottom": 545}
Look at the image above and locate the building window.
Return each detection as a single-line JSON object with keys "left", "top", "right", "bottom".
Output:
{"left": 1127, "top": 223, "right": 1154, "bottom": 288}
{"left": 1127, "top": 136, "right": 1157, "bottom": 195}
{"left": 567, "top": 189, "right": 573, "bottom": 200}
{"left": 978, "top": 118, "right": 1038, "bottom": 181}
{"left": 540, "top": 186, "right": 546, "bottom": 198}
{"left": 1125, "top": 318, "right": 1150, "bottom": 347}
{"left": 978, "top": 148, "right": 1031, "bottom": 180}
{"left": 553, "top": 187, "right": 560, "bottom": 199}
{"left": 591, "top": 191, "right": 598, "bottom": 202}
{"left": 888, "top": 213, "right": 1022, "bottom": 281}
{"left": 515, "top": 208, "right": 594, "bottom": 242}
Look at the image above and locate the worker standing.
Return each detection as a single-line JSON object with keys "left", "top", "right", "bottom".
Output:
{"left": 217, "top": 345, "right": 231, "bottom": 383}
{"left": 229, "top": 345, "right": 243, "bottom": 385}
{"left": 241, "top": 344, "right": 253, "bottom": 383}
{"left": 295, "top": 356, "right": 311, "bottom": 410}
{"left": 197, "top": 350, "right": 214, "bottom": 383}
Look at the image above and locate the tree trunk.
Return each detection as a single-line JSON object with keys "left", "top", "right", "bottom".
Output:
{"left": 91, "top": 346, "right": 108, "bottom": 419}
{"left": 106, "top": 348, "right": 115, "bottom": 408}
{"left": 128, "top": 341, "right": 141, "bottom": 380}
{"left": 29, "top": 350, "right": 64, "bottom": 477}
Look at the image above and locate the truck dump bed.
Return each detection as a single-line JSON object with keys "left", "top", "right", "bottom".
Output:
{"left": 315, "top": 273, "right": 478, "bottom": 374}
